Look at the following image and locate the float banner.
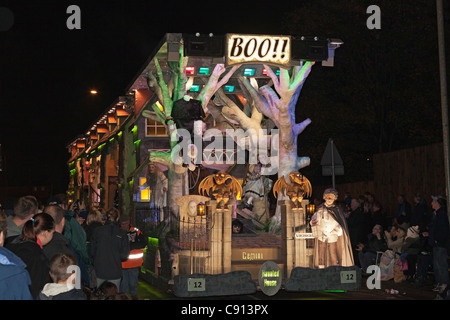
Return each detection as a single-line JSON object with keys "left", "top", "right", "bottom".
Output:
{"left": 225, "top": 34, "right": 291, "bottom": 68}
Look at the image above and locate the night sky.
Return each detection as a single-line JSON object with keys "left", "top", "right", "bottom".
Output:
{"left": 0, "top": 1, "right": 448, "bottom": 196}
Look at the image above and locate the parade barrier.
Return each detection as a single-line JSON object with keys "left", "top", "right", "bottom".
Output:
{"left": 284, "top": 265, "right": 362, "bottom": 292}
{"left": 173, "top": 271, "right": 256, "bottom": 298}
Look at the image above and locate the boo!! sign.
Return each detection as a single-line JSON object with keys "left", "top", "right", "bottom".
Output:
{"left": 226, "top": 34, "right": 291, "bottom": 68}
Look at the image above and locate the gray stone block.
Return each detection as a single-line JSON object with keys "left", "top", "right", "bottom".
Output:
{"left": 284, "top": 266, "right": 362, "bottom": 292}
{"left": 173, "top": 271, "right": 257, "bottom": 298}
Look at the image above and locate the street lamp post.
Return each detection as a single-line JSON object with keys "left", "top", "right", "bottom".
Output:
{"left": 436, "top": 0, "right": 450, "bottom": 224}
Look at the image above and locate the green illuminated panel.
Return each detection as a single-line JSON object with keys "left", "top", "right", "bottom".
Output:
{"left": 189, "top": 85, "right": 200, "bottom": 92}
{"left": 224, "top": 85, "right": 234, "bottom": 93}
{"left": 198, "top": 67, "right": 210, "bottom": 75}
{"left": 243, "top": 68, "right": 255, "bottom": 76}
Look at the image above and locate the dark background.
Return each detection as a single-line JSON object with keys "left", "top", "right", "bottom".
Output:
{"left": 0, "top": 0, "right": 448, "bottom": 197}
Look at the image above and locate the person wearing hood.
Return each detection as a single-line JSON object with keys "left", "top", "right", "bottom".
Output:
{"left": 400, "top": 225, "right": 423, "bottom": 280}
{"left": 38, "top": 253, "right": 86, "bottom": 300}
{"left": 0, "top": 210, "right": 33, "bottom": 300}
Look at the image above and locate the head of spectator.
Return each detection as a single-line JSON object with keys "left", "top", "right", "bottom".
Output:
{"left": 43, "top": 205, "right": 66, "bottom": 234}
{"left": 119, "top": 213, "right": 130, "bottom": 231}
{"left": 13, "top": 195, "right": 39, "bottom": 228}
{"left": 86, "top": 209, "right": 104, "bottom": 226}
{"left": 75, "top": 210, "right": 88, "bottom": 225}
{"left": 350, "top": 198, "right": 361, "bottom": 212}
{"left": 431, "top": 195, "right": 446, "bottom": 211}
{"left": 105, "top": 208, "right": 120, "bottom": 223}
{"left": 48, "top": 194, "right": 69, "bottom": 211}
{"left": 48, "top": 253, "right": 78, "bottom": 285}
{"left": 21, "top": 213, "right": 55, "bottom": 247}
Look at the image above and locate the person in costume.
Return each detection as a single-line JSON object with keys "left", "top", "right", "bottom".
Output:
{"left": 310, "top": 188, "right": 354, "bottom": 268}
{"left": 142, "top": 162, "right": 168, "bottom": 221}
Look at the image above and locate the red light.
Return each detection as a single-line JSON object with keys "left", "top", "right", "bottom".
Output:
{"left": 186, "top": 67, "right": 195, "bottom": 75}
{"left": 262, "top": 69, "right": 268, "bottom": 76}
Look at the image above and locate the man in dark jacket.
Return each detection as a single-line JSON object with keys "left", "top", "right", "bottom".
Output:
{"left": 356, "top": 224, "right": 388, "bottom": 273}
{"left": 426, "top": 196, "right": 449, "bottom": 294}
{"left": 347, "top": 198, "right": 369, "bottom": 264}
{"left": 43, "top": 205, "right": 74, "bottom": 261}
{"left": 91, "top": 208, "right": 130, "bottom": 290}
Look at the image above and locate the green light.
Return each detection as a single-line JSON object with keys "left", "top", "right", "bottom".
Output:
{"left": 189, "top": 84, "right": 200, "bottom": 92}
{"left": 147, "top": 237, "right": 159, "bottom": 248}
{"left": 224, "top": 85, "right": 235, "bottom": 93}
{"left": 198, "top": 67, "right": 210, "bottom": 75}
{"left": 276, "top": 70, "right": 280, "bottom": 76}
{"left": 243, "top": 68, "right": 255, "bottom": 76}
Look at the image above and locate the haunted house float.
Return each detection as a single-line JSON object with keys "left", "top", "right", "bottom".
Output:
{"left": 66, "top": 33, "right": 361, "bottom": 297}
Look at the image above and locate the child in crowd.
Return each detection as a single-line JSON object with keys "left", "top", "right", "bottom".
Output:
{"left": 38, "top": 253, "right": 86, "bottom": 300}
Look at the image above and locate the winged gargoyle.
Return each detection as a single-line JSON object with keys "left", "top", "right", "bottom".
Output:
{"left": 273, "top": 171, "right": 312, "bottom": 208}
{"left": 198, "top": 171, "right": 242, "bottom": 208}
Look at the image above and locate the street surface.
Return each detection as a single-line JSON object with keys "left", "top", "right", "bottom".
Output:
{"left": 136, "top": 275, "right": 440, "bottom": 301}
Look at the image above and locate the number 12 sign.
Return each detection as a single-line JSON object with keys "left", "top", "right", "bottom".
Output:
{"left": 340, "top": 270, "right": 357, "bottom": 284}
{"left": 188, "top": 278, "right": 206, "bottom": 291}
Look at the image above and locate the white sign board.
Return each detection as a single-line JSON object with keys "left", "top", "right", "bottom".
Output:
{"left": 295, "top": 232, "right": 314, "bottom": 239}
{"left": 226, "top": 34, "right": 291, "bottom": 67}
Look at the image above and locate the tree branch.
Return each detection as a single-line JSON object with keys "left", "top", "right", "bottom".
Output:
{"left": 154, "top": 59, "right": 174, "bottom": 117}
{"left": 198, "top": 64, "right": 240, "bottom": 110}
{"left": 149, "top": 151, "right": 171, "bottom": 167}
{"left": 238, "top": 76, "right": 280, "bottom": 128}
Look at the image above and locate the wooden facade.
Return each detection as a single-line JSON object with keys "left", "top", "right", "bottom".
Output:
{"left": 314, "top": 142, "right": 446, "bottom": 218}
{"left": 373, "top": 142, "right": 445, "bottom": 216}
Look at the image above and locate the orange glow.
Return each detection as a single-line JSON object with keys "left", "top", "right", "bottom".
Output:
{"left": 90, "top": 90, "right": 98, "bottom": 95}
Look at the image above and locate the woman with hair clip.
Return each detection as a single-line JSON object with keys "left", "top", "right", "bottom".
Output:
{"left": 6, "top": 213, "right": 55, "bottom": 299}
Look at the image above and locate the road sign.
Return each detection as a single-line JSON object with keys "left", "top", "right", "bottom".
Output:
{"left": 320, "top": 139, "right": 344, "bottom": 187}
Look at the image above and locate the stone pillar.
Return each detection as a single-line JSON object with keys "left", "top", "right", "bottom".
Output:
{"left": 214, "top": 208, "right": 223, "bottom": 274}
{"left": 280, "top": 199, "right": 294, "bottom": 278}
{"left": 222, "top": 200, "right": 233, "bottom": 274}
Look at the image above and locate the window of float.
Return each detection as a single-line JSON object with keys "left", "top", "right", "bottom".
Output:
{"left": 145, "top": 119, "right": 167, "bottom": 137}
{"left": 139, "top": 177, "right": 151, "bottom": 202}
